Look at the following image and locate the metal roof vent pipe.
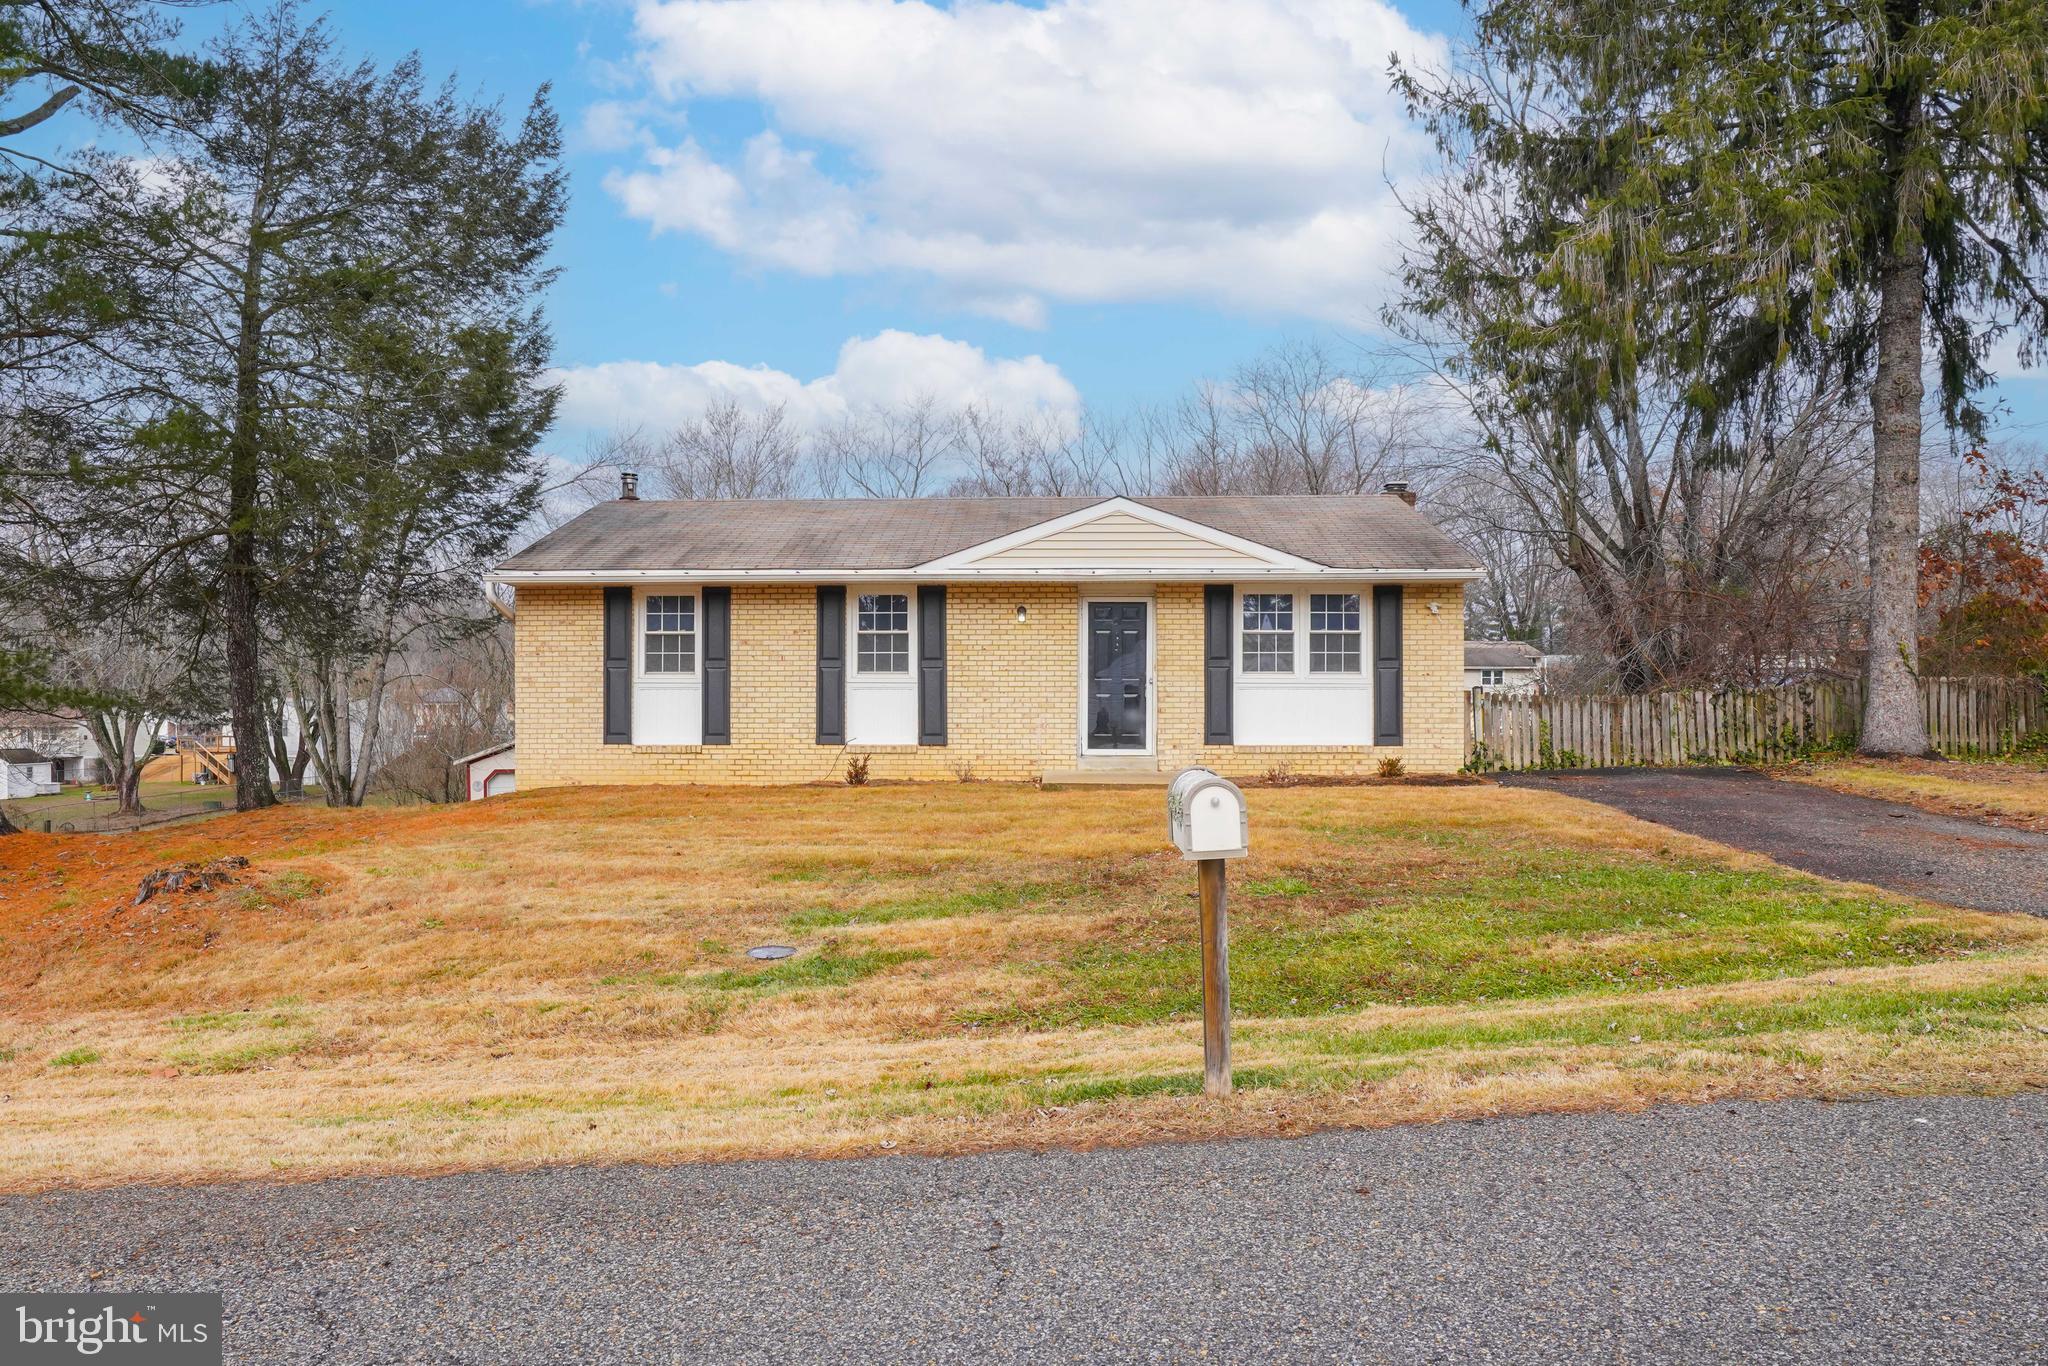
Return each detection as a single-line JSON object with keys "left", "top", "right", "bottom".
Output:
{"left": 620, "top": 470, "right": 639, "bottom": 501}
{"left": 1382, "top": 480, "right": 1417, "bottom": 506}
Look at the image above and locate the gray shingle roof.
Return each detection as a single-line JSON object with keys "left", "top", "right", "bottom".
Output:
{"left": 0, "top": 747, "right": 50, "bottom": 764}
{"left": 493, "top": 495, "right": 1479, "bottom": 575}
{"left": 1465, "top": 640, "right": 1542, "bottom": 670}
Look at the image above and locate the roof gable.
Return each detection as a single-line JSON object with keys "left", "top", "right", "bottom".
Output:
{"left": 920, "top": 498, "right": 1322, "bottom": 573}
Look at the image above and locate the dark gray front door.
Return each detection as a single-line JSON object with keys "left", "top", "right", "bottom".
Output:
{"left": 1086, "top": 601, "right": 1147, "bottom": 750}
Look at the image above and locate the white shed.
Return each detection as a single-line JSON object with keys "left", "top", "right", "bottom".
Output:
{"left": 454, "top": 742, "right": 516, "bottom": 800}
{"left": 0, "top": 748, "right": 60, "bottom": 798}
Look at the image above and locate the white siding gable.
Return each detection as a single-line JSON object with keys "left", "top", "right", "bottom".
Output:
{"left": 921, "top": 498, "right": 1323, "bottom": 575}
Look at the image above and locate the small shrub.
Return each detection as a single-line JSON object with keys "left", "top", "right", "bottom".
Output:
{"left": 950, "top": 761, "right": 976, "bottom": 783}
{"left": 1263, "top": 763, "right": 1294, "bottom": 786}
{"left": 845, "top": 753, "right": 871, "bottom": 787}
{"left": 1376, "top": 756, "right": 1405, "bottom": 779}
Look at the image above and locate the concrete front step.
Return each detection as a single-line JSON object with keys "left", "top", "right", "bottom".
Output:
{"left": 1040, "top": 767, "right": 1172, "bottom": 789}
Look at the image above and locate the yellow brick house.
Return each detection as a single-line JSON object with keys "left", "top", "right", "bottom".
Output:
{"left": 486, "top": 482, "right": 1480, "bottom": 788}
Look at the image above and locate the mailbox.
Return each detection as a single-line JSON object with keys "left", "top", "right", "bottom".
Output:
{"left": 1167, "top": 767, "right": 1248, "bottom": 861}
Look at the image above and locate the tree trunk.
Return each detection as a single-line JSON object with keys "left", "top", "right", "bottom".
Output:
{"left": 1860, "top": 94, "right": 1935, "bottom": 757}
{"left": 223, "top": 473, "right": 276, "bottom": 808}
{"left": 0, "top": 807, "right": 18, "bottom": 836}
{"left": 116, "top": 717, "right": 145, "bottom": 815}
{"left": 225, "top": 230, "right": 278, "bottom": 811}
{"left": 86, "top": 710, "right": 149, "bottom": 816}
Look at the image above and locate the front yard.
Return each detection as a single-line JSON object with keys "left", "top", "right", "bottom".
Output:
{"left": 1, "top": 780, "right": 2044, "bottom": 1191}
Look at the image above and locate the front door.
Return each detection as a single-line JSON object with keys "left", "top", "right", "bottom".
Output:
{"left": 1085, "top": 601, "right": 1148, "bottom": 751}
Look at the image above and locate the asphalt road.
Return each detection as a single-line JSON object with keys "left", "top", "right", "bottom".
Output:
{"left": 1501, "top": 768, "right": 2048, "bottom": 916}
{"left": 4, "top": 1094, "right": 2045, "bottom": 1363}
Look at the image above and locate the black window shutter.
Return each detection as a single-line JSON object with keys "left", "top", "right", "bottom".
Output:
{"left": 1203, "top": 584, "right": 1233, "bottom": 744}
{"left": 603, "top": 586, "right": 632, "bottom": 745}
{"left": 816, "top": 586, "right": 845, "bottom": 745}
{"left": 917, "top": 585, "right": 947, "bottom": 746}
{"left": 1373, "top": 585, "right": 1403, "bottom": 746}
{"left": 701, "top": 587, "right": 731, "bottom": 745}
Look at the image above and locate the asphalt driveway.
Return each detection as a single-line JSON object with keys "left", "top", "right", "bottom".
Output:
{"left": 3, "top": 1094, "right": 2045, "bottom": 1363}
{"left": 1502, "top": 767, "right": 2048, "bottom": 915}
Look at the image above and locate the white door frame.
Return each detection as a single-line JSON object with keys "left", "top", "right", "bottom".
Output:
{"left": 1077, "top": 594, "right": 1155, "bottom": 757}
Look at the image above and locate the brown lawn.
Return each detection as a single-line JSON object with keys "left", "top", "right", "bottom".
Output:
{"left": 1, "top": 780, "right": 2044, "bottom": 1193}
{"left": 1784, "top": 757, "right": 2048, "bottom": 831}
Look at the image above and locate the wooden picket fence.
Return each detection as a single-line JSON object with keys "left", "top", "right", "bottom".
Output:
{"left": 1465, "top": 676, "right": 2047, "bottom": 771}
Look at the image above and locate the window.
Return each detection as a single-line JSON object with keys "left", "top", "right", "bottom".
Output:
{"left": 642, "top": 594, "right": 695, "bottom": 674}
{"left": 1308, "top": 593, "right": 1362, "bottom": 674}
{"left": 1480, "top": 668, "right": 1504, "bottom": 687}
{"left": 1241, "top": 593, "right": 1294, "bottom": 673}
{"left": 856, "top": 593, "right": 910, "bottom": 673}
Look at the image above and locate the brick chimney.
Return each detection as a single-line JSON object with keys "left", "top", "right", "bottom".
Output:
{"left": 620, "top": 470, "right": 639, "bottom": 501}
{"left": 1382, "top": 479, "right": 1417, "bottom": 506}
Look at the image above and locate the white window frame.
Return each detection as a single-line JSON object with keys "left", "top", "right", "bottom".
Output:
{"left": 1077, "top": 594, "right": 1155, "bottom": 757}
{"left": 852, "top": 590, "right": 913, "bottom": 677}
{"left": 1306, "top": 591, "right": 1365, "bottom": 675}
{"left": 846, "top": 586, "right": 919, "bottom": 745}
{"left": 640, "top": 592, "right": 698, "bottom": 678}
{"left": 632, "top": 587, "right": 703, "bottom": 745}
{"left": 1232, "top": 583, "right": 1374, "bottom": 745}
{"left": 1239, "top": 591, "right": 1297, "bottom": 674}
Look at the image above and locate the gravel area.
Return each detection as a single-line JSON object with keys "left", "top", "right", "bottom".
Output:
{"left": 3, "top": 1094, "right": 2044, "bottom": 1363}
{"left": 1501, "top": 767, "right": 2048, "bottom": 915}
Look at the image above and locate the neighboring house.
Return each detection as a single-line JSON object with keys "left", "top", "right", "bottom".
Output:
{"left": 412, "top": 686, "right": 468, "bottom": 738}
{"left": 0, "top": 748, "right": 59, "bottom": 798}
{"left": 1465, "top": 640, "right": 1543, "bottom": 693}
{"left": 486, "top": 485, "right": 1480, "bottom": 787}
{"left": 455, "top": 742, "right": 516, "bottom": 800}
{"left": 0, "top": 711, "right": 105, "bottom": 785}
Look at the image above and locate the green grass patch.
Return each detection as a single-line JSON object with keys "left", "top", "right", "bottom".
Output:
{"left": 1030, "top": 1072, "right": 1204, "bottom": 1105}
{"left": 1245, "top": 876, "right": 1313, "bottom": 897}
{"left": 969, "top": 860, "right": 2003, "bottom": 1029}
{"left": 49, "top": 1047, "right": 100, "bottom": 1069}
{"left": 267, "top": 870, "right": 323, "bottom": 901}
{"left": 170, "top": 1008, "right": 306, "bottom": 1034}
{"left": 1264, "top": 975, "right": 2048, "bottom": 1061}
{"left": 784, "top": 880, "right": 1078, "bottom": 931}
{"left": 169, "top": 1037, "right": 310, "bottom": 1075}
{"left": 608, "top": 945, "right": 931, "bottom": 994}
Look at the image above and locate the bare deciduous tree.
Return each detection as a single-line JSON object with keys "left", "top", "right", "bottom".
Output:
{"left": 811, "top": 395, "right": 963, "bottom": 498}
{"left": 652, "top": 399, "right": 803, "bottom": 500}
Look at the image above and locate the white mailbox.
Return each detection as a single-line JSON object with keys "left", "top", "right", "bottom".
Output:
{"left": 1167, "top": 767, "right": 1249, "bottom": 861}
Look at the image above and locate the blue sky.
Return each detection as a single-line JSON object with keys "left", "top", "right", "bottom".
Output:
{"left": 156, "top": 0, "right": 2048, "bottom": 455}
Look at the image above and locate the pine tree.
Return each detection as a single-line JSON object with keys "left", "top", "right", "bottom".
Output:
{"left": 1402, "top": 0, "right": 2048, "bottom": 748}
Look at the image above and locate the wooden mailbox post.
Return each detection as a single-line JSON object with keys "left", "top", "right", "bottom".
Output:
{"left": 1166, "top": 767, "right": 1249, "bottom": 1097}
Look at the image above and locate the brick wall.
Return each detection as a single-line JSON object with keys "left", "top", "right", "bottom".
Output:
{"left": 512, "top": 581, "right": 1467, "bottom": 787}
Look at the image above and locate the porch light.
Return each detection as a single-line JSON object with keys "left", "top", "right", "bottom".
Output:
{"left": 1015, "top": 604, "right": 1028, "bottom": 623}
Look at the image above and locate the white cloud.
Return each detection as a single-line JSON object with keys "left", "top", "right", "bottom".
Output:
{"left": 578, "top": 100, "right": 648, "bottom": 153}
{"left": 602, "top": 0, "right": 1448, "bottom": 324}
{"left": 548, "top": 330, "right": 1082, "bottom": 435}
